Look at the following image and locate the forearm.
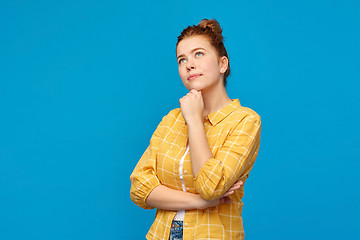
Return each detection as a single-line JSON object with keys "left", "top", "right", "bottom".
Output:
{"left": 146, "top": 184, "right": 204, "bottom": 211}
{"left": 187, "top": 119, "right": 213, "bottom": 177}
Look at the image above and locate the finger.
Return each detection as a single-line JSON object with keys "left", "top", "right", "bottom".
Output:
{"left": 222, "top": 191, "right": 234, "bottom": 197}
{"left": 232, "top": 180, "right": 243, "bottom": 188}
{"left": 235, "top": 180, "right": 243, "bottom": 185}
{"left": 226, "top": 187, "right": 237, "bottom": 193}
{"left": 190, "top": 89, "right": 202, "bottom": 96}
{"left": 224, "top": 180, "right": 244, "bottom": 195}
{"left": 226, "top": 185, "right": 242, "bottom": 194}
{"left": 234, "top": 182, "right": 243, "bottom": 189}
{"left": 228, "top": 184, "right": 241, "bottom": 192}
{"left": 222, "top": 190, "right": 234, "bottom": 197}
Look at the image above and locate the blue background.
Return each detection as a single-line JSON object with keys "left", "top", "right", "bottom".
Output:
{"left": 1, "top": 0, "right": 359, "bottom": 239}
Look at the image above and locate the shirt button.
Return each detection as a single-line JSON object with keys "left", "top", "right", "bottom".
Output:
{"left": 184, "top": 170, "right": 187, "bottom": 174}
{"left": 184, "top": 222, "right": 188, "bottom": 227}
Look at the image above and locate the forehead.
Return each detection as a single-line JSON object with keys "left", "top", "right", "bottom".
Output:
{"left": 176, "top": 36, "right": 213, "bottom": 56}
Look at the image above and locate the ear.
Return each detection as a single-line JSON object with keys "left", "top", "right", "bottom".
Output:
{"left": 219, "top": 56, "right": 229, "bottom": 74}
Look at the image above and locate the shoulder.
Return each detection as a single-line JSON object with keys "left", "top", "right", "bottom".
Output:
{"left": 167, "top": 108, "right": 182, "bottom": 118}
{"left": 159, "top": 108, "right": 182, "bottom": 125}
{"left": 230, "top": 106, "right": 261, "bottom": 126}
{"left": 236, "top": 106, "right": 260, "bottom": 119}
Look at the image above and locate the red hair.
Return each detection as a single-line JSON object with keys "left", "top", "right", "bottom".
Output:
{"left": 176, "top": 19, "right": 231, "bottom": 87}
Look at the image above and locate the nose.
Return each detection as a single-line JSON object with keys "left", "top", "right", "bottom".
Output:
{"left": 186, "top": 58, "right": 196, "bottom": 71}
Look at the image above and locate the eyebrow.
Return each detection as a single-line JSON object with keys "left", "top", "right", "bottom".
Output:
{"left": 177, "top": 47, "right": 206, "bottom": 59}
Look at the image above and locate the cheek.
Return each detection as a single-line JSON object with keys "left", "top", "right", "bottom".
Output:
{"left": 179, "top": 69, "right": 186, "bottom": 83}
{"left": 202, "top": 57, "right": 215, "bottom": 68}
{"left": 202, "top": 59, "right": 219, "bottom": 75}
{"left": 178, "top": 68, "right": 187, "bottom": 81}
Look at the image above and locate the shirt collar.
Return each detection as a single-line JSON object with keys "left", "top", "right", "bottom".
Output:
{"left": 205, "top": 99, "right": 241, "bottom": 126}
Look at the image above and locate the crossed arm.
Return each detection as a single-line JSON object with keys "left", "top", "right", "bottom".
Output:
{"left": 130, "top": 111, "right": 261, "bottom": 211}
{"left": 145, "top": 179, "right": 243, "bottom": 211}
{"left": 145, "top": 116, "right": 244, "bottom": 211}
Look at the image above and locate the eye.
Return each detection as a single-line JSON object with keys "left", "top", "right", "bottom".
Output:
{"left": 178, "top": 58, "right": 186, "bottom": 64}
{"left": 195, "top": 52, "right": 204, "bottom": 57}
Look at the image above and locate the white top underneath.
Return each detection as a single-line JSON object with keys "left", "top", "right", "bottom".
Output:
{"left": 173, "top": 144, "right": 190, "bottom": 221}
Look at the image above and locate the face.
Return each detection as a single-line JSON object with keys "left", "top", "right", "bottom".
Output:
{"left": 176, "top": 36, "right": 228, "bottom": 91}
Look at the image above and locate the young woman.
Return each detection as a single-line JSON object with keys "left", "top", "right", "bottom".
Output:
{"left": 130, "top": 18, "right": 262, "bottom": 240}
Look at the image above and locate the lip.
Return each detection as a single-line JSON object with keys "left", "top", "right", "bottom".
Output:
{"left": 188, "top": 74, "right": 202, "bottom": 80}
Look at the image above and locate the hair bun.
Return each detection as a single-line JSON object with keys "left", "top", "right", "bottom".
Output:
{"left": 198, "top": 18, "right": 223, "bottom": 40}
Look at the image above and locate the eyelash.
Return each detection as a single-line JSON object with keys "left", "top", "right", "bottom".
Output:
{"left": 195, "top": 51, "right": 203, "bottom": 57}
{"left": 178, "top": 51, "right": 204, "bottom": 64}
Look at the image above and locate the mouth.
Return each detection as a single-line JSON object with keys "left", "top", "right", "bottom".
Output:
{"left": 188, "top": 74, "right": 202, "bottom": 81}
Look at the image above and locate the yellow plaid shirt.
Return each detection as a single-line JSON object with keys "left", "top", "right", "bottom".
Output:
{"left": 130, "top": 99, "right": 261, "bottom": 239}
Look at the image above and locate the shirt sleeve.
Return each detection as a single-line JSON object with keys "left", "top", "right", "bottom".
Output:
{"left": 129, "top": 114, "right": 168, "bottom": 209}
{"left": 194, "top": 114, "right": 262, "bottom": 200}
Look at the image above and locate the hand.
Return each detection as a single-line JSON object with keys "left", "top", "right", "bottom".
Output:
{"left": 196, "top": 179, "right": 244, "bottom": 209}
{"left": 197, "top": 196, "right": 233, "bottom": 209}
{"left": 221, "top": 179, "right": 244, "bottom": 197}
{"left": 179, "top": 89, "right": 204, "bottom": 125}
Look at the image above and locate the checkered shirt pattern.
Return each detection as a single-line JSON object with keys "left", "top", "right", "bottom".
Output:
{"left": 130, "top": 99, "right": 262, "bottom": 239}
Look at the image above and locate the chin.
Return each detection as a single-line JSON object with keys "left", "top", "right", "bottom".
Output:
{"left": 185, "top": 82, "right": 206, "bottom": 91}
{"left": 186, "top": 85, "right": 203, "bottom": 91}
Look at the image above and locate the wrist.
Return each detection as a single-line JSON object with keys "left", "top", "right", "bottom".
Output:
{"left": 192, "top": 194, "right": 207, "bottom": 210}
{"left": 187, "top": 117, "right": 204, "bottom": 128}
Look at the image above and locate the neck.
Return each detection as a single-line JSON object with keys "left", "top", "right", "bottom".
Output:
{"left": 201, "top": 80, "right": 232, "bottom": 117}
